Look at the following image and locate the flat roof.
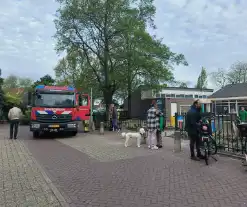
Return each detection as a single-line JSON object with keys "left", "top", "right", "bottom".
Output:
{"left": 161, "top": 87, "right": 214, "bottom": 92}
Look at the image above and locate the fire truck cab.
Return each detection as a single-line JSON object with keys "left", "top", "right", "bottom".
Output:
{"left": 24, "top": 85, "right": 90, "bottom": 138}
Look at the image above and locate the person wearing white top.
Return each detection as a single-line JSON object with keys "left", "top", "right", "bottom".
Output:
{"left": 8, "top": 105, "right": 23, "bottom": 139}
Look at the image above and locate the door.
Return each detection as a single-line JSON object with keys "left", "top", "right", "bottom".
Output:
{"left": 76, "top": 94, "right": 90, "bottom": 120}
{"left": 170, "top": 103, "right": 177, "bottom": 127}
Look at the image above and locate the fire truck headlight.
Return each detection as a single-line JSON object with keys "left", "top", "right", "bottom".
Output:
{"left": 32, "top": 124, "right": 40, "bottom": 128}
{"left": 67, "top": 123, "right": 77, "bottom": 128}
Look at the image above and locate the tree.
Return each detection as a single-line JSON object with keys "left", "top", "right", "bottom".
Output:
{"left": 227, "top": 61, "right": 247, "bottom": 84}
{"left": 196, "top": 67, "right": 207, "bottom": 89}
{"left": 54, "top": 0, "right": 130, "bottom": 109}
{"left": 54, "top": 47, "right": 102, "bottom": 98}
{"left": 33, "top": 75, "right": 55, "bottom": 87}
{"left": 179, "top": 82, "right": 188, "bottom": 88}
{"left": 210, "top": 68, "right": 228, "bottom": 88}
{"left": 19, "top": 78, "right": 33, "bottom": 89}
{"left": 3, "top": 75, "right": 18, "bottom": 89}
{"left": 54, "top": 0, "right": 187, "bottom": 114}
{"left": 3, "top": 75, "right": 33, "bottom": 90}
{"left": 210, "top": 61, "right": 247, "bottom": 88}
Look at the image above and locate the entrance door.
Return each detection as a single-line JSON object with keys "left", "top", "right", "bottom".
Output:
{"left": 76, "top": 94, "right": 90, "bottom": 120}
{"left": 170, "top": 103, "right": 177, "bottom": 127}
{"left": 171, "top": 103, "right": 177, "bottom": 116}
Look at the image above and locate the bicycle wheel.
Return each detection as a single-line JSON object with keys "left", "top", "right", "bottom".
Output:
{"left": 204, "top": 142, "right": 209, "bottom": 165}
{"left": 210, "top": 136, "right": 217, "bottom": 155}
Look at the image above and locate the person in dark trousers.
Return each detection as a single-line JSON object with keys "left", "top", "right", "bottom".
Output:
{"left": 111, "top": 104, "right": 120, "bottom": 132}
{"left": 8, "top": 105, "right": 23, "bottom": 139}
{"left": 185, "top": 100, "right": 203, "bottom": 161}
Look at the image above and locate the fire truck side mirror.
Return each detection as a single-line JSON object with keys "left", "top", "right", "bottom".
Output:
{"left": 23, "top": 91, "right": 32, "bottom": 107}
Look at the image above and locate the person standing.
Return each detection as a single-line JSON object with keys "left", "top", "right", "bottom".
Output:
{"left": 185, "top": 100, "right": 203, "bottom": 160}
{"left": 239, "top": 107, "right": 247, "bottom": 122}
{"left": 147, "top": 101, "right": 159, "bottom": 150}
{"left": 8, "top": 105, "right": 23, "bottom": 139}
{"left": 111, "top": 104, "right": 119, "bottom": 132}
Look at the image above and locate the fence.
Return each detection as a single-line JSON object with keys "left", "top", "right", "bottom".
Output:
{"left": 175, "top": 112, "right": 247, "bottom": 156}
{"left": 93, "top": 110, "right": 145, "bottom": 130}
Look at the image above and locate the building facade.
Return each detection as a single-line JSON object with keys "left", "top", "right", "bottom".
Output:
{"left": 124, "top": 87, "right": 214, "bottom": 127}
{"left": 209, "top": 83, "right": 247, "bottom": 115}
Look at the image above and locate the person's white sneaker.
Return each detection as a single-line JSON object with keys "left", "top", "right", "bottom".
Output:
{"left": 148, "top": 145, "right": 151, "bottom": 149}
{"left": 151, "top": 146, "right": 159, "bottom": 150}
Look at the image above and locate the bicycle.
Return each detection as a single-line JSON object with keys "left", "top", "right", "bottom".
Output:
{"left": 200, "top": 116, "right": 218, "bottom": 165}
{"left": 200, "top": 134, "right": 218, "bottom": 165}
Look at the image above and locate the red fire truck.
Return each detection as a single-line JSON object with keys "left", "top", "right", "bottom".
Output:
{"left": 24, "top": 85, "right": 90, "bottom": 138}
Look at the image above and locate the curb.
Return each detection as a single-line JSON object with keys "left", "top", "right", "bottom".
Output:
{"left": 19, "top": 140, "right": 69, "bottom": 207}
{"left": 217, "top": 151, "right": 245, "bottom": 160}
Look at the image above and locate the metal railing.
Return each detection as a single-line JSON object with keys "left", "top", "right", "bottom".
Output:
{"left": 175, "top": 112, "right": 247, "bottom": 156}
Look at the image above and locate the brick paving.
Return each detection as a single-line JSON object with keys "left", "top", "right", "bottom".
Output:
{"left": 0, "top": 127, "right": 65, "bottom": 207}
{"left": 17, "top": 126, "right": 247, "bottom": 207}
{"left": 57, "top": 132, "right": 163, "bottom": 162}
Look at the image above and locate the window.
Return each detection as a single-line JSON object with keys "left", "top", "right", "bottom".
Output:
{"left": 170, "top": 94, "right": 175, "bottom": 98}
{"left": 202, "top": 95, "right": 207, "bottom": 98}
{"left": 215, "top": 101, "right": 229, "bottom": 114}
{"left": 79, "top": 95, "right": 89, "bottom": 106}
{"left": 161, "top": 94, "right": 166, "bottom": 98}
{"left": 199, "top": 95, "right": 203, "bottom": 98}
{"left": 176, "top": 94, "right": 185, "bottom": 98}
{"left": 35, "top": 92, "right": 75, "bottom": 107}
{"left": 185, "top": 94, "right": 193, "bottom": 98}
{"left": 155, "top": 93, "right": 160, "bottom": 98}
{"left": 194, "top": 95, "right": 198, "bottom": 98}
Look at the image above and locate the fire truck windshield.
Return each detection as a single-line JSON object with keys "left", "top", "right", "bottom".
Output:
{"left": 34, "top": 92, "right": 75, "bottom": 107}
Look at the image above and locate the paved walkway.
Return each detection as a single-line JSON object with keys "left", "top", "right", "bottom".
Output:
{"left": 20, "top": 128, "right": 247, "bottom": 206}
{"left": 1, "top": 125, "right": 246, "bottom": 206}
{"left": 0, "top": 131, "right": 65, "bottom": 206}
{"left": 57, "top": 131, "right": 190, "bottom": 162}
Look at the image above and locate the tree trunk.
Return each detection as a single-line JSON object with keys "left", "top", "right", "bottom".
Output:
{"left": 127, "top": 76, "right": 131, "bottom": 119}
{"left": 103, "top": 89, "right": 113, "bottom": 120}
{"left": 126, "top": 33, "right": 132, "bottom": 119}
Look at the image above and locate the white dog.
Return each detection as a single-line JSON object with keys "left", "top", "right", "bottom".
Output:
{"left": 122, "top": 128, "right": 145, "bottom": 148}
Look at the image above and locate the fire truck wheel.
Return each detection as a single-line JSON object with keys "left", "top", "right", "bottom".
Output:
{"left": 71, "top": 131, "right": 77, "bottom": 136}
{"left": 33, "top": 131, "right": 40, "bottom": 138}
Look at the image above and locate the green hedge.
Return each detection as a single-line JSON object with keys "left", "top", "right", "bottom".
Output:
{"left": 20, "top": 109, "right": 31, "bottom": 125}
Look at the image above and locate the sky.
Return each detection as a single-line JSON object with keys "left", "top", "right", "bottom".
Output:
{"left": 0, "top": 0, "right": 247, "bottom": 89}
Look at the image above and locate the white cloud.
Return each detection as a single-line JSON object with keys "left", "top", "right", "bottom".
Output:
{"left": 0, "top": 0, "right": 58, "bottom": 79}
{"left": 153, "top": 0, "right": 247, "bottom": 89}
{"left": 0, "top": 0, "right": 246, "bottom": 89}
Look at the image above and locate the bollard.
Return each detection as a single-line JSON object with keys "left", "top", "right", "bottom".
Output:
{"left": 173, "top": 130, "right": 182, "bottom": 152}
{"left": 100, "top": 122, "right": 104, "bottom": 135}
{"left": 121, "top": 121, "right": 126, "bottom": 131}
